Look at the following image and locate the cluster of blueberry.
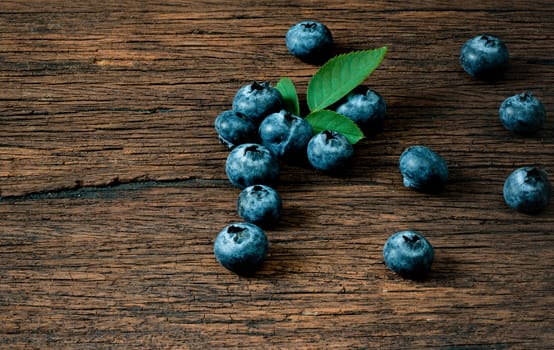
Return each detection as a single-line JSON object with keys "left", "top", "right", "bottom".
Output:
{"left": 213, "top": 80, "right": 377, "bottom": 275}
{"left": 212, "top": 22, "right": 551, "bottom": 279}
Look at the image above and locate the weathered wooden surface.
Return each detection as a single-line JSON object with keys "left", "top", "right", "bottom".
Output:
{"left": 1, "top": 1, "right": 553, "bottom": 348}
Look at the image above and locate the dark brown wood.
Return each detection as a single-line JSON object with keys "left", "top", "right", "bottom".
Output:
{"left": 1, "top": 1, "right": 553, "bottom": 348}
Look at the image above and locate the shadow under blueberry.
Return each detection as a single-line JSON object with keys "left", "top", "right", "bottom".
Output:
{"left": 422, "top": 253, "right": 467, "bottom": 283}
{"left": 381, "top": 251, "right": 468, "bottom": 285}
{"left": 253, "top": 242, "right": 303, "bottom": 279}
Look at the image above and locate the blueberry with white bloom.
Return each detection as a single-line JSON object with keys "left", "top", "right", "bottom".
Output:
{"left": 307, "top": 130, "right": 354, "bottom": 173}
{"left": 225, "top": 143, "right": 279, "bottom": 189}
{"left": 460, "top": 34, "right": 509, "bottom": 79}
{"left": 286, "top": 20, "right": 333, "bottom": 64}
{"left": 503, "top": 166, "right": 551, "bottom": 213}
{"left": 499, "top": 92, "right": 546, "bottom": 136}
{"left": 238, "top": 184, "right": 282, "bottom": 227}
{"left": 259, "top": 110, "right": 313, "bottom": 162}
{"left": 232, "top": 81, "right": 283, "bottom": 124}
{"left": 399, "top": 146, "right": 448, "bottom": 193}
{"left": 214, "top": 222, "right": 269, "bottom": 276}
{"left": 336, "top": 88, "right": 387, "bottom": 133}
{"left": 215, "top": 110, "right": 258, "bottom": 148}
{"left": 383, "top": 230, "right": 434, "bottom": 280}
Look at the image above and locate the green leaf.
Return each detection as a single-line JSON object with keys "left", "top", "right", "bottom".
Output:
{"left": 305, "top": 110, "right": 364, "bottom": 144}
{"left": 276, "top": 77, "right": 300, "bottom": 116}
{"left": 307, "top": 47, "right": 388, "bottom": 112}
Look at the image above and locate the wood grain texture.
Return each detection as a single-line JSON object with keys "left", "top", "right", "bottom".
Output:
{"left": 1, "top": 1, "right": 553, "bottom": 349}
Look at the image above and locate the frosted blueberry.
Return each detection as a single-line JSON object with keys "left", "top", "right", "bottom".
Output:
{"left": 232, "top": 81, "right": 283, "bottom": 124}
{"left": 383, "top": 230, "right": 434, "bottom": 280}
{"left": 336, "top": 88, "right": 387, "bottom": 133}
{"left": 214, "top": 222, "right": 268, "bottom": 276}
{"left": 238, "top": 184, "right": 282, "bottom": 227}
{"left": 225, "top": 143, "right": 279, "bottom": 189}
{"left": 286, "top": 20, "right": 333, "bottom": 64}
{"left": 307, "top": 130, "right": 354, "bottom": 174}
{"left": 503, "top": 166, "right": 551, "bottom": 213}
{"left": 215, "top": 110, "right": 258, "bottom": 148}
{"left": 259, "top": 110, "right": 313, "bottom": 162}
{"left": 460, "top": 34, "right": 509, "bottom": 79}
{"left": 499, "top": 92, "right": 546, "bottom": 136}
{"left": 399, "top": 146, "right": 448, "bottom": 193}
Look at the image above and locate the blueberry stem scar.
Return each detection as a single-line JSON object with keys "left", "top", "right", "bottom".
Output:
{"left": 403, "top": 234, "right": 420, "bottom": 243}
{"left": 251, "top": 81, "right": 264, "bottom": 90}
{"left": 227, "top": 225, "right": 247, "bottom": 242}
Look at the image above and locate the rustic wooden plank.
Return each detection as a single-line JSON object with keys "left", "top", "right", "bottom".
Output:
{"left": 1, "top": 0, "right": 553, "bottom": 196}
{"left": 0, "top": 0, "right": 553, "bottom": 348}
{"left": 0, "top": 183, "right": 553, "bottom": 348}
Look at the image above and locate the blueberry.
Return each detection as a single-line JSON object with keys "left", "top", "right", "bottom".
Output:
{"left": 336, "top": 88, "right": 387, "bottom": 133}
{"left": 258, "top": 110, "right": 313, "bottom": 162}
{"left": 285, "top": 20, "right": 333, "bottom": 64}
{"left": 503, "top": 166, "right": 551, "bottom": 213}
{"left": 214, "top": 222, "right": 269, "bottom": 275}
{"left": 307, "top": 130, "right": 354, "bottom": 173}
{"left": 214, "top": 110, "right": 258, "bottom": 148}
{"left": 383, "top": 230, "right": 434, "bottom": 280}
{"left": 238, "top": 184, "right": 282, "bottom": 227}
{"left": 499, "top": 92, "right": 546, "bottom": 136}
{"left": 399, "top": 146, "right": 448, "bottom": 193}
{"left": 225, "top": 143, "right": 279, "bottom": 189}
{"left": 232, "top": 81, "right": 283, "bottom": 124}
{"left": 460, "top": 34, "right": 509, "bottom": 79}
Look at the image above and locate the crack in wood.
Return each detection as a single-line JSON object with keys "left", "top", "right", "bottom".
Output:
{"left": 0, "top": 176, "right": 223, "bottom": 201}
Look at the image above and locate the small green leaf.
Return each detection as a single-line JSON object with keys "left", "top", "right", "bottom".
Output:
{"left": 305, "top": 110, "right": 364, "bottom": 144}
{"left": 307, "top": 47, "right": 387, "bottom": 112}
{"left": 276, "top": 77, "right": 300, "bottom": 116}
